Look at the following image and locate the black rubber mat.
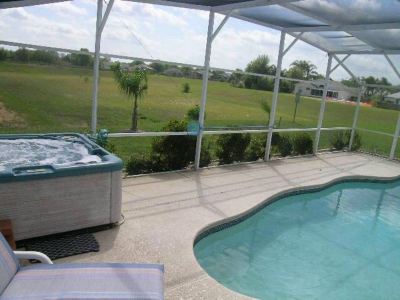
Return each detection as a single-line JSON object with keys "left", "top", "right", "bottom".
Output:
{"left": 25, "top": 233, "right": 99, "bottom": 260}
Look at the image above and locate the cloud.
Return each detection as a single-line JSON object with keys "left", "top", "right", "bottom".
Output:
{"left": 43, "top": 1, "right": 87, "bottom": 17}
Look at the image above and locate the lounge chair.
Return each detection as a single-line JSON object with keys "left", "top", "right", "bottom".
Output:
{"left": 0, "top": 233, "right": 164, "bottom": 299}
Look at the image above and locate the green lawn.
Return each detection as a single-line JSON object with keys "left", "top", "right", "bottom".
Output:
{"left": 0, "top": 62, "right": 398, "bottom": 162}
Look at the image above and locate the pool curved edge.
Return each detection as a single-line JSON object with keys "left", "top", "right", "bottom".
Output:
{"left": 193, "top": 173, "right": 400, "bottom": 247}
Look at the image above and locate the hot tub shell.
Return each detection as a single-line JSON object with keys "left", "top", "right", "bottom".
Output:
{"left": 0, "top": 133, "right": 123, "bottom": 241}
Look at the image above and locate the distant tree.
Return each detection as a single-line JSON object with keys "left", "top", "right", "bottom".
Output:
{"left": 130, "top": 60, "right": 145, "bottom": 66}
{"left": 68, "top": 48, "right": 93, "bottom": 67}
{"left": 0, "top": 48, "right": 8, "bottom": 61}
{"left": 246, "top": 55, "right": 274, "bottom": 74}
{"left": 111, "top": 62, "right": 148, "bottom": 132}
{"left": 181, "top": 66, "right": 193, "bottom": 77}
{"left": 244, "top": 55, "right": 275, "bottom": 91}
{"left": 149, "top": 62, "right": 166, "bottom": 73}
{"left": 229, "top": 69, "right": 245, "bottom": 87}
{"left": 290, "top": 60, "right": 319, "bottom": 80}
{"left": 15, "top": 48, "right": 30, "bottom": 62}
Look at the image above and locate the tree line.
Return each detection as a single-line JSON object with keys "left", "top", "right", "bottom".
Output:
{"left": 0, "top": 47, "right": 110, "bottom": 68}
{"left": 0, "top": 47, "right": 394, "bottom": 96}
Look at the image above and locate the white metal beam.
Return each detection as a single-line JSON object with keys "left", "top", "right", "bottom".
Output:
{"left": 211, "top": 12, "right": 231, "bottom": 41}
{"left": 0, "top": 0, "right": 69, "bottom": 9}
{"left": 332, "top": 54, "right": 361, "bottom": 85}
{"left": 99, "top": 0, "right": 114, "bottom": 34}
{"left": 390, "top": 115, "right": 400, "bottom": 160}
{"left": 122, "top": 0, "right": 209, "bottom": 11}
{"left": 91, "top": 0, "right": 104, "bottom": 135}
{"left": 329, "top": 54, "right": 350, "bottom": 75}
{"left": 384, "top": 54, "right": 400, "bottom": 80}
{"left": 314, "top": 54, "right": 333, "bottom": 154}
{"left": 212, "top": 0, "right": 298, "bottom": 12}
{"left": 194, "top": 11, "right": 215, "bottom": 169}
{"left": 349, "top": 86, "right": 363, "bottom": 151}
{"left": 230, "top": 12, "right": 330, "bottom": 54}
{"left": 264, "top": 31, "right": 285, "bottom": 161}
{"left": 282, "top": 32, "right": 303, "bottom": 56}
{"left": 91, "top": 0, "right": 114, "bottom": 135}
{"left": 285, "top": 22, "right": 400, "bottom": 33}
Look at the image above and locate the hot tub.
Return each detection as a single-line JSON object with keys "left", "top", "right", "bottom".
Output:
{"left": 0, "top": 133, "right": 123, "bottom": 241}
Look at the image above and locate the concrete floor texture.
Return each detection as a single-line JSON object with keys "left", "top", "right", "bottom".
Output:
{"left": 60, "top": 152, "right": 400, "bottom": 299}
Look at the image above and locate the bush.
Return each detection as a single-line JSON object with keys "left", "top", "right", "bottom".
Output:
{"left": 187, "top": 105, "right": 200, "bottom": 121}
{"left": 330, "top": 131, "right": 347, "bottom": 150}
{"left": 293, "top": 133, "right": 313, "bottom": 155}
{"left": 182, "top": 82, "right": 191, "bottom": 93}
{"left": 126, "top": 155, "right": 152, "bottom": 175}
{"left": 246, "top": 135, "right": 265, "bottom": 161}
{"left": 216, "top": 133, "right": 251, "bottom": 164}
{"left": 277, "top": 135, "right": 293, "bottom": 157}
{"left": 345, "top": 130, "right": 362, "bottom": 151}
{"left": 151, "top": 119, "right": 212, "bottom": 171}
{"left": 200, "top": 141, "right": 212, "bottom": 167}
{"left": 329, "top": 130, "right": 362, "bottom": 151}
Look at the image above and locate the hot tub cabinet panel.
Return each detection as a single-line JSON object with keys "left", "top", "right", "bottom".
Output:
{"left": 0, "top": 134, "right": 123, "bottom": 241}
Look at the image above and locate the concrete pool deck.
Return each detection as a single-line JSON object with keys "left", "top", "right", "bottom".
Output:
{"left": 59, "top": 152, "right": 400, "bottom": 299}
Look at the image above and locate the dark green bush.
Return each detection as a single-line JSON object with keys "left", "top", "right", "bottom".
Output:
{"left": 151, "top": 119, "right": 212, "bottom": 171}
{"left": 330, "top": 131, "right": 347, "bottom": 150}
{"left": 182, "top": 82, "right": 191, "bottom": 93}
{"left": 345, "top": 130, "right": 362, "bottom": 151}
{"left": 125, "top": 155, "right": 152, "bottom": 175}
{"left": 245, "top": 133, "right": 281, "bottom": 161}
{"left": 293, "top": 133, "right": 313, "bottom": 155}
{"left": 277, "top": 135, "right": 292, "bottom": 157}
{"left": 187, "top": 105, "right": 200, "bottom": 121}
{"left": 151, "top": 119, "right": 195, "bottom": 170}
{"left": 246, "top": 135, "right": 265, "bottom": 161}
{"left": 216, "top": 133, "right": 251, "bottom": 164}
{"left": 199, "top": 141, "right": 212, "bottom": 167}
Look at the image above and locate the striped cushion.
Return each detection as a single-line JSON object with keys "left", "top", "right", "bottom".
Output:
{"left": 1, "top": 263, "right": 164, "bottom": 300}
{"left": 0, "top": 233, "right": 19, "bottom": 294}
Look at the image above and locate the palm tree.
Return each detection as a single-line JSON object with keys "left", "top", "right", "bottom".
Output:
{"left": 111, "top": 62, "right": 148, "bottom": 132}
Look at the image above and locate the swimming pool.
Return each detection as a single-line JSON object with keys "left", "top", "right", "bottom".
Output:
{"left": 194, "top": 179, "right": 400, "bottom": 299}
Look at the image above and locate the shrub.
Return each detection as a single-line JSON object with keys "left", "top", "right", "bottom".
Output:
{"left": 277, "top": 135, "right": 293, "bottom": 157}
{"left": 126, "top": 155, "right": 152, "bottom": 175}
{"left": 329, "top": 130, "right": 362, "bottom": 151}
{"left": 330, "top": 131, "right": 347, "bottom": 150}
{"left": 246, "top": 135, "right": 265, "bottom": 161}
{"left": 200, "top": 141, "right": 212, "bottom": 167}
{"left": 293, "top": 133, "right": 313, "bottom": 155}
{"left": 182, "top": 82, "right": 191, "bottom": 93}
{"left": 216, "top": 133, "right": 251, "bottom": 164}
{"left": 345, "top": 130, "right": 362, "bottom": 151}
{"left": 187, "top": 105, "right": 200, "bottom": 121}
{"left": 151, "top": 119, "right": 212, "bottom": 171}
{"left": 245, "top": 133, "right": 281, "bottom": 161}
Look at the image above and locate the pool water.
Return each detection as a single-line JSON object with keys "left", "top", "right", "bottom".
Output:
{"left": 194, "top": 180, "right": 400, "bottom": 300}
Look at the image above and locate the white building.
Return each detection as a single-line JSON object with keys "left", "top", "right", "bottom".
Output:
{"left": 294, "top": 79, "right": 358, "bottom": 101}
{"left": 384, "top": 92, "right": 400, "bottom": 105}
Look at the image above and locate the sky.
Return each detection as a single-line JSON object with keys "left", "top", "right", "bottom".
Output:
{"left": 0, "top": 0, "right": 399, "bottom": 84}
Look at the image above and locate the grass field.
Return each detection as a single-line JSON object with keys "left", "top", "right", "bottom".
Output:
{"left": 0, "top": 62, "right": 398, "bottom": 163}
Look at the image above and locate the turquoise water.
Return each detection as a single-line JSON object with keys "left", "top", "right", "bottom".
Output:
{"left": 194, "top": 180, "right": 400, "bottom": 300}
